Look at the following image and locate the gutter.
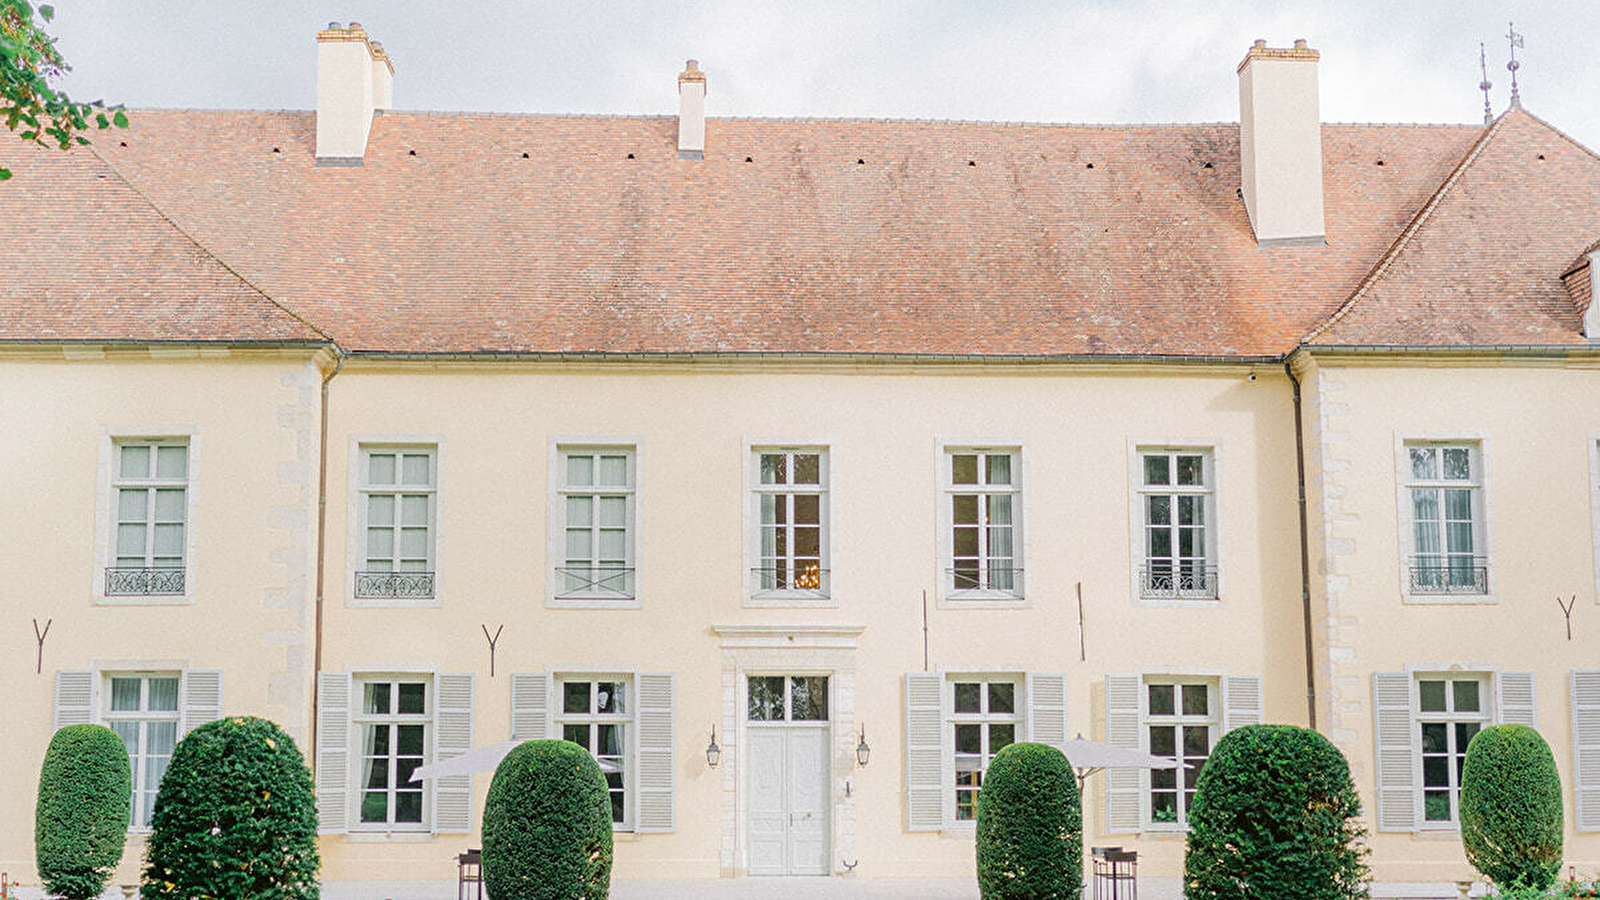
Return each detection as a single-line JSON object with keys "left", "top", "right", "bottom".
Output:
{"left": 338, "top": 349, "right": 1283, "bottom": 366}
{"left": 309, "top": 345, "right": 345, "bottom": 768}
{"left": 1286, "top": 363, "right": 1317, "bottom": 730}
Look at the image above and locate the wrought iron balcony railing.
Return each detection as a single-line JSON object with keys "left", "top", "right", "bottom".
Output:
{"left": 751, "top": 565, "right": 830, "bottom": 596}
{"left": 1139, "top": 562, "right": 1219, "bottom": 600}
{"left": 105, "top": 567, "right": 185, "bottom": 596}
{"left": 354, "top": 570, "right": 436, "bottom": 599}
{"left": 947, "top": 566, "right": 1024, "bottom": 596}
{"left": 554, "top": 566, "right": 635, "bottom": 600}
{"left": 1408, "top": 557, "right": 1488, "bottom": 595}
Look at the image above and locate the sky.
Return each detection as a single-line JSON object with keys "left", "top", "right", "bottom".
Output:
{"left": 43, "top": 0, "right": 1600, "bottom": 151}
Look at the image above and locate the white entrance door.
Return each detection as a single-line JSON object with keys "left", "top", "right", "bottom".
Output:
{"left": 748, "top": 726, "right": 830, "bottom": 875}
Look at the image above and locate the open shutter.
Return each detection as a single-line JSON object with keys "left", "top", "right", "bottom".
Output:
{"left": 904, "top": 673, "right": 943, "bottom": 831}
{"left": 1221, "top": 675, "right": 1263, "bottom": 733}
{"left": 433, "top": 672, "right": 475, "bottom": 834}
{"left": 1373, "top": 671, "right": 1416, "bottom": 832}
{"left": 1027, "top": 673, "right": 1068, "bottom": 752}
{"left": 316, "top": 671, "right": 352, "bottom": 834}
{"left": 635, "top": 672, "right": 674, "bottom": 832}
{"left": 1573, "top": 672, "right": 1600, "bottom": 831}
{"left": 1496, "top": 671, "right": 1536, "bottom": 727}
{"left": 53, "top": 670, "right": 96, "bottom": 730}
{"left": 1104, "top": 674, "right": 1141, "bottom": 833}
{"left": 180, "top": 670, "right": 223, "bottom": 736}
{"left": 510, "top": 672, "right": 550, "bottom": 740}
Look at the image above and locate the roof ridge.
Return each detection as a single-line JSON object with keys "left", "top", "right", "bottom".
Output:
{"left": 1300, "top": 114, "right": 1509, "bottom": 345}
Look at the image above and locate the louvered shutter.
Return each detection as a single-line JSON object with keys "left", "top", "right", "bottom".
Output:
{"left": 1104, "top": 675, "right": 1141, "bottom": 833}
{"left": 510, "top": 672, "right": 550, "bottom": 740}
{"left": 904, "top": 673, "right": 944, "bottom": 831}
{"left": 1373, "top": 671, "right": 1416, "bottom": 832}
{"left": 1221, "top": 675, "right": 1263, "bottom": 733}
{"left": 1496, "top": 671, "right": 1536, "bottom": 726}
{"left": 316, "top": 671, "right": 352, "bottom": 834}
{"left": 635, "top": 673, "right": 675, "bottom": 832}
{"left": 1027, "top": 673, "right": 1068, "bottom": 751}
{"left": 433, "top": 672, "right": 475, "bottom": 833}
{"left": 1573, "top": 672, "right": 1600, "bottom": 831}
{"left": 53, "top": 670, "right": 96, "bottom": 730}
{"left": 180, "top": 670, "right": 223, "bottom": 735}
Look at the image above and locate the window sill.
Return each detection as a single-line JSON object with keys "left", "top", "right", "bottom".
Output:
{"left": 1410, "top": 826, "right": 1464, "bottom": 839}
{"left": 343, "top": 831, "right": 436, "bottom": 842}
{"left": 346, "top": 596, "right": 444, "bottom": 609}
{"left": 546, "top": 596, "right": 643, "bottom": 610}
{"left": 938, "top": 593, "right": 1028, "bottom": 610}
{"left": 1135, "top": 595, "right": 1223, "bottom": 609}
{"left": 744, "top": 592, "right": 838, "bottom": 609}
{"left": 96, "top": 593, "right": 194, "bottom": 607}
{"left": 939, "top": 822, "right": 978, "bottom": 838}
{"left": 1401, "top": 593, "right": 1496, "bottom": 606}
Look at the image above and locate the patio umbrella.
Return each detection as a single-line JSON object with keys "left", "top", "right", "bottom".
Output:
{"left": 411, "top": 739, "right": 621, "bottom": 781}
{"left": 1060, "top": 733, "right": 1187, "bottom": 791}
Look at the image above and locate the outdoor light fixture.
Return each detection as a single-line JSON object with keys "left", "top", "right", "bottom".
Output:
{"left": 855, "top": 726, "right": 871, "bottom": 767}
{"left": 706, "top": 725, "right": 721, "bottom": 768}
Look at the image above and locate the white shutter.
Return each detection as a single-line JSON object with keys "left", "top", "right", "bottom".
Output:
{"left": 316, "top": 671, "right": 352, "bottom": 834}
{"left": 1496, "top": 671, "right": 1536, "bottom": 727}
{"left": 1027, "top": 673, "right": 1068, "bottom": 752}
{"left": 635, "top": 672, "right": 674, "bottom": 833}
{"left": 53, "top": 670, "right": 96, "bottom": 730}
{"left": 1104, "top": 674, "right": 1141, "bottom": 833}
{"left": 1221, "top": 675, "right": 1263, "bottom": 733}
{"left": 180, "top": 670, "right": 224, "bottom": 735}
{"left": 1373, "top": 671, "right": 1416, "bottom": 832}
{"left": 510, "top": 672, "right": 550, "bottom": 740}
{"left": 433, "top": 672, "right": 475, "bottom": 834}
{"left": 904, "top": 673, "right": 944, "bottom": 831}
{"left": 1573, "top": 672, "right": 1600, "bottom": 831}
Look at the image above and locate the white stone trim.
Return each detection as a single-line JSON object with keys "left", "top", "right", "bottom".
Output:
{"left": 1124, "top": 437, "right": 1228, "bottom": 609}
{"left": 93, "top": 425, "right": 201, "bottom": 605}
{"left": 545, "top": 436, "right": 645, "bottom": 610}
{"left": 1391, "top": 430, "right": 1496, "bottom": 605}
{"left": 932, "top": 437, "right": 1029, "bottom": 609}
{"left": 741, "top": 436, "right": 839, "bottom": 609}
{"left": 345, "top": 434, "right": 446, "bottom": 609}
{"left": 1589, "top": 431, "right": 1600, "bottom": 604}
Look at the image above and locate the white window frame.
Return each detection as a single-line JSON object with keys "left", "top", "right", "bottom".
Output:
{"left": 937, "top": 445, "right": 1025, "bottom": 606}
{"left": 1140, "top": 675, "right": 1218, "bottom": 831}
{"left": 746, "top": 445, "right": 833, "bottom": 607}
{"left": 947, "top": 675, "right": 1022, "bottom": 824}
{"left": 103, "top": 671, "right": 181, "bottom": 831}
{"left": 348, "top": 438, "right": 441, "bottom": 608}
{"left": 1412, "top": 672, "right": 1491, "bottom": 829}
{"left": 1396, "top": 436, "right": 1493, "bottom": 603}
{"left": 96, "top": 433, "right": 198, "bottom": 605}
{"left": 350, "top": 675, "right": 432, "bottom": 833}
{"left": 1589, "top": 433, "right": 1600, "bottom": 605}
{"left": 1133, "top": 448, "right": 1218, "bottom": 602}
{"left": 548, "top": 443, "right": 639, "bottom": 609}
{"left": 554, "top": 673, "right": 635, "bottom": 831}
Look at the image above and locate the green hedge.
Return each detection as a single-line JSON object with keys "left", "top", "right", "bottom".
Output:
{"left": 483, "top": 740, "right": 613, "bottom": 900}
{"left": 975, "top": 742, "right": 1082, "bottom": 900}
{"left": 35, "top": 724, "right": 132, "bottom": 899}
{"left": 1184, "top": 724, "right": 1368, "bottom": 900}
{"left": 1461, "top": 724, "right": 1563, "bottom": 890}
{"left": 141, "top": 717, "right": 320, "bottom": 900}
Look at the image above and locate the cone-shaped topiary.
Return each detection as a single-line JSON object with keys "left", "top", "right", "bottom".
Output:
{"left": 975, "top": 742, "right": 1082, "bottom": 900}
{"left": 1460, "top": 724, "right": 1563, "bottom": 890}
{"left": 141, "top": 717, "right": 319, "bottom": 900}
{"left": 483, "top": 740, "right": 614, "bottom": 900}
{"left": 1184, "top": 724, "right": 1368, "bottom": 900}
{"left": 35, "top": 724, "right": 132, "bottom": 899}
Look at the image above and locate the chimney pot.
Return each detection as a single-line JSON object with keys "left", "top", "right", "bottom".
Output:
{"left": 328, "top": 21, "right": 342, "bottom": 29}
{"left": 1293, "top": 38, "right": 1307, "bottom": 48}
{"left": 348, "top": 21, "right": 362, "bottom": 30}
{"left": 1253, "top": 39, "right": 1266, "bottom": 48}
{"left": 1237, "top": 40, "right": 1325, "bottom": 246}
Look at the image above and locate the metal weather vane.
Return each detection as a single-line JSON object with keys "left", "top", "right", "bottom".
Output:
{"left": 1478, "top": 42, "right": 1494, "bottom": 124}
{"left": 1506, "top": 22, "right": 1523, "bottom": 109}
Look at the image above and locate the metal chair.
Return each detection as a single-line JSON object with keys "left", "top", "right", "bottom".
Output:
{"left": 1091, "top": 846, "right": 1137, "bottom": 900}
{"left": 457, "top": 848, "right": 483, "bottom": 900}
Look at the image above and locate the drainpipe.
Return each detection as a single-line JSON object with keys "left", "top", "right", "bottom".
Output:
{"left": 309, "top": 346, "right": 345, "bottom": 766}
{"left": 1286, "top": 362, "right": 1317, "bottom": 730}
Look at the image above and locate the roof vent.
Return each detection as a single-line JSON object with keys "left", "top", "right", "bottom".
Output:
{"left": 677, "top": 60, "right": 707, "bottom": 160}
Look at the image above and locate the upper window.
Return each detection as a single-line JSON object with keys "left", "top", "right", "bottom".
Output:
{"left": 558, "top": 677, "right": 632, "bottom": 828}
{"left": 944, "top": 449, "right": 1022, "bottom": 599}
{"left": 354, "top": 678, "right": 429, "bottom": 830}
{"left": 751, "top": 448, "right": 829, "bottom": 600}
{"left": 747, "top": 675, "right": 830, "bottom": 723}
{"left": 1417, "top": 675, "right": 1488, "bottom": 824}
{"left": 1145, "top": 678, "right": 1216, "bottom": 827}
{"left": 555, "top": 447, "right": 636, "bottom": 603}
{"left": 1137, "top": 450, "right": 1217, "bottom": 600}
{"left": 1404, "top": 443, "right": 1486, "bottom": 595}
{"left": 356, "top": 447, "right": 436, "bottom": 600}
{"left": 950, "top": 677, "right": 1019, "bottom": 820}
{"left": 105, "top": 673, "right": 179, "bottom": 828}
{"left": 108, "top": 440, "right": 188, "bottom": 596}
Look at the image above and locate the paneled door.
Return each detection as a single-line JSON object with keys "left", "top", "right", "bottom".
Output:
{"left": 746, "top": 675, "right": 831, "bottom": 876}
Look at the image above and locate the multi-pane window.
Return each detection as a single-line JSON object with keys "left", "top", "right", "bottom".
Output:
{"left": 1405, "top": 444, "right": 1486, "bottom": 594}
{"left": 753, "top": 449, "right": 828, "bottom": 596}
{"left": 1146, "top": 680, "right": 1215, "bottom": 825}
{"left": 946, "top": 449, "right": 1021, "bottom": 596}
{"left": 105, "top": 674, "right": 179, "bottom": 828}
{"left": 557, "top": 447, "right": 635, "bottom": 600}
{"left": 355, "top": 679, "right": 428, "bottom": 828}
{"left": 951, "top": 678, "right": 1018, "bottom": 820}
{"left": 108, "top": 440, "right": 188, "bottom": 595}
{"left": 1138, "top": 450, "right": 1216, "bottom": 599}
{"left": 559, "top": 677, "right": 631, "bottom": 828}
{"left": 1418, "top": 676, "right": 1488, "bottom": 824}
{"left": 747, "top": 675, "right": 830, "bottom": 723}
{"left": 356, "top": 447, "right": 436, "bottom": 599}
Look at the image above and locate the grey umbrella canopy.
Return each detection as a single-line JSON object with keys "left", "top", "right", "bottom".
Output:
{"left": 411, "top": 739, "right": 621, "bottom": 781}
{"left": 1061, "top": 733, "right": 1188, "bottom": 790}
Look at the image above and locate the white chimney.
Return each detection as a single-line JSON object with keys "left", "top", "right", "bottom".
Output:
{"left": 1237, "top": 39, "right": 1325, "bottom": 246}
{"left": 677, "top": 59, "right": 706, "bottom": 160}
{"left": 316, "top": 22, "right": 394, "bottom": 164}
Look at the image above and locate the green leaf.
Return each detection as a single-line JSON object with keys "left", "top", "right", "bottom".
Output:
{"left": 39, "top": 4, "right": 55, "bottom": 20}
{"left": 112, "top": 110, "right": 127, "bottom": 128}
{"left": 0, "top": 167, "right": 12, "bottom": 180}
{"left": 94, "top": 111, "right": 107, "bottom": 128}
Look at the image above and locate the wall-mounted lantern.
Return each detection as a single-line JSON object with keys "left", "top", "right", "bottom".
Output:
{"left": 706, "top": 725, "right": 721, "bottom": 768}
{"left": 856, "top": 726, "right": 871, "bottom": 767}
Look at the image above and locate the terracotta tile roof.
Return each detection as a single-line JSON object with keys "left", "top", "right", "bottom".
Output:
{"left": 78, "top": 110, "right": 1489, "bottom": 357}
{"left": 0, "top": 139, "right": 326, "bottom": 345}
{"left": 1306, "top": 109, "right": 1600, "bottom": 347}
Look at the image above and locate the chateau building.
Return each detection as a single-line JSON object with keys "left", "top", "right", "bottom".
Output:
{"left": 3, "top": 25, "right": 1599, "bottom": 897}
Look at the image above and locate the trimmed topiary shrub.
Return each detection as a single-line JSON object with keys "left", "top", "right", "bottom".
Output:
{"left": 35, "top": 724, "right": 132, "bottom": 899}
{"left": 483, "top": 739, "right": 613, "bottom": 900}
{"left": 975, "top": 742, "right": 1082, "bottom": 900}
{"left": 141, "top": 717, "right": 319, "bottom": 900}
{"left": 1461, "top": 724, "right": 1564, "bottom": 890}
{"left": 1184, "top": 724, "right": 1368, "bottom": 900}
